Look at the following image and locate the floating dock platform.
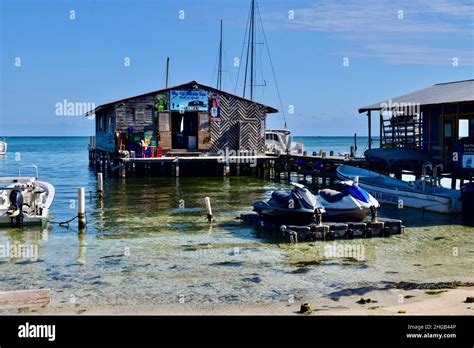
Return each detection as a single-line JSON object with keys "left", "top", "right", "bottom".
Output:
{"left": 240, "top": 213, "right": 404, "bottom": 243}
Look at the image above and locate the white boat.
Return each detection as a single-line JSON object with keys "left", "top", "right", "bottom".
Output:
{"left": 265, "top": 129, "right": 304, "bottom": 155}
{"left": 0, "top": 138, "right": 7, "bottom": 155}
{"left": 0, "top": 165, "right": 55, "bottom": 226}
{"left": 336, "top": 165, "right": 462, "bottom": 214}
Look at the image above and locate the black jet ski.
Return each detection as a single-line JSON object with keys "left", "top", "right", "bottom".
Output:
{"left": 252, "top": 184, "right": 325, "bottom": 224}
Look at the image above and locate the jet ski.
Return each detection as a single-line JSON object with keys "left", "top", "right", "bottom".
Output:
{"left": 252, "top": 184, "right": 325, "bottom": 224}
{"left": 317, "top": 181, "right": 379, "bottom": 222}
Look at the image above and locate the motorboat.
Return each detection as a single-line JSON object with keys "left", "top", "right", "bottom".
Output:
{"left": 337, "top": 164, "right": 462, "bottom": 214}
{"left": 253, "top": 184, "right": 325, "bottom": 224}
{"left": 317, "top": 182, "right": 380, "bottom": 222}
{"left": 0, "top": 165, "right": 55, "bottom": 226}
{"left": 0, "top": 138, "right": 7, "bottom": 155}
{"left": 265, "top": 129, "right": 304, "bottom": 155}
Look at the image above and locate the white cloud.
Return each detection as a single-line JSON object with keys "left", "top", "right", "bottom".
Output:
{"left": 261, "top": 0, "right": 474, "bottom": 65}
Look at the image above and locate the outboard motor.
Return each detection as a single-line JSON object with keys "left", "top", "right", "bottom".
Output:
{"left": 461, "top": 183, "right": 474, "bottom": 225}
{"left": 7, "top": 189, "right": 24, "bottom": 226}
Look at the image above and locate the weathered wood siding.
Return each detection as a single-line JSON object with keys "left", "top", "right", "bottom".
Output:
{"left": 95, "top": 107, "right": 116, "bottom": 152}
{"left": 93, "top": 85, "right": 270, "bottom": 154}
{"left": 115, "top": 95, "right": 155, "bottom": 133}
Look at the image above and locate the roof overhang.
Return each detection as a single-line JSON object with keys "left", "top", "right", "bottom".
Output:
{"left": 358, "top": 79, "right": 474, "bottom": 114}
{"left": 85, "top": 80, "right": 278, "bottom": 116}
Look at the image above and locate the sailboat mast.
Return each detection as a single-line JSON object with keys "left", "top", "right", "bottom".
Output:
{"left": 250, "top": 0, "right": 255, "bottom": 100}
{"left": 217, "top": 20, "right": 223, "bottom": 90}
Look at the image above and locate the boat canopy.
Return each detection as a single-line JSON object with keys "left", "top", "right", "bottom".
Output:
{"left": 365, "top": 148, "right": 430, "bottom": 167}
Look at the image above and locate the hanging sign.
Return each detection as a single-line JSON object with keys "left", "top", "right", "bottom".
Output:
{"left": 209, "top": 93, "right": 221, "bottom": 122}
{"left": 170, "top": 90, "right": 209, "bottom": 112}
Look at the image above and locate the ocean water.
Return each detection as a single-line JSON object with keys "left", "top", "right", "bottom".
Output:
{"left": 0, "top": 137, "right": 472, "bottom": 309}
{"left": 292, "top": 136, "right": 380, "bottom": 157}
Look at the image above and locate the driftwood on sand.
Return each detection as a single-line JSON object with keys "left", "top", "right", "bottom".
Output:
{"left": 0, "top": 289, "right": 51, "bottom": 309}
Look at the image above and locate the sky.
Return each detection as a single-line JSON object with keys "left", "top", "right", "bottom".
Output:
{"left": 1, "top": 0, "right": 473, "bottom": 136}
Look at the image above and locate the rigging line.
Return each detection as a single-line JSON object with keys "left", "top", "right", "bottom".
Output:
{"left": 256, "top": 1, "right": 286, "bottom": 125}
{"left": 235, "top": 3, "right": 252, "bottom": 95}
{"left": 211, "top": 45, "right": 220, "bottom": 87}
{"left": 223, "top": 49, "right": 236, "bottom": 92}
{"left": 250, "top": 0, "right": 255, "bottom": 100}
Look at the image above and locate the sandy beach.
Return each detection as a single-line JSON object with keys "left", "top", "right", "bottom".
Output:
{"left": 4, "top": 287, "right": 473, "bottom": 316}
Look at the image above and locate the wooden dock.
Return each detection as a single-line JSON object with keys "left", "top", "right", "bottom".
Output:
{"left": 240, "top": 213, "right": 404, "bottom": 243}
{"left": 89, "top": 144, "right": 366, "bottom": 180}
{"left": 274, "top": 153, "right": 366, "bottom": 187}
{"left": 89, "top": 149, "right": 280, "bottom": 178}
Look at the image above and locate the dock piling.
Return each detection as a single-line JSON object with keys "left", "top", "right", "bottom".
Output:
{"left": 78, "top": 187, "right": 87, "bottom": 230}
{"left": 224, "top": 161, "right": 230, "bottom": 176}
{"left": 204, "top": 197, "right": 213, "bottom": 222}
{"left": 97, "top": 172, "right": 104, "bottom": 197}
{"left": 175, "top": 159, "right": 180, "bottom": 177}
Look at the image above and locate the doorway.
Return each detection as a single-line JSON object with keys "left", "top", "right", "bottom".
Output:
{"left": 171, "top": 112, "right": 198, "bottom": 150}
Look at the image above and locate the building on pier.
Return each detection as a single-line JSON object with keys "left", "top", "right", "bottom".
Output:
{"left": 359, "top": 79, "right": 474, "bottom": 182}
{"left": 86, "top": 80, "right": 278, "bottom": 157}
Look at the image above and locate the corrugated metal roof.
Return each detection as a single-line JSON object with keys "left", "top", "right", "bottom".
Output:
{"left": 359, "top": 79, "right": 474, "bottom": 113}
{"left": 86, "top": 80, "right": 278, "bottom": 116}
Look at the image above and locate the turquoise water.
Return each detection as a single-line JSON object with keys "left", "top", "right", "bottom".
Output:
{"left": 0, "top": 137, "right": 472, "bottom": 309}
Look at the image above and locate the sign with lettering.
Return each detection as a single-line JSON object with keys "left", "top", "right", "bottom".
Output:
{"left": 170, "top": 90, "right": 209, "bottom": 112}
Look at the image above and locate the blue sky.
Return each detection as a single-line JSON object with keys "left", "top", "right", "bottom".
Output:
{"left": 1, "top": 0, "right": 473, "bottom": 136}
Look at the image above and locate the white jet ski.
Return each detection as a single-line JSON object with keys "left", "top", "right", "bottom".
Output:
{"left": 0, "top": 165, "right": 55, "bottom": 226}
{"left": 317, "top": 181, "right": 380, "bottom": 222}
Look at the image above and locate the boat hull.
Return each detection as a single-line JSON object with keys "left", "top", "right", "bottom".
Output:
{"left": 0, "top": 178, "right": 55, "bottom": 226}
{"left": 356, "top": 182, "right": 461, "bottom": 214}
{"left": 322, "top": 207, "right": 371, "bottom": 222}
{"left": 0, "top": 215, "right": 48, "bottom": 225}
{"left": 337, "top": 166, "right": 462, "bottom": 214}
{"left": 253, "top": 204, "right": 318, "bottom": 224}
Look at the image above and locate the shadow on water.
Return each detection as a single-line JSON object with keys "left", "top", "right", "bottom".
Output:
{"left": 374, "top": 203, "right": 473, "bottom": 228}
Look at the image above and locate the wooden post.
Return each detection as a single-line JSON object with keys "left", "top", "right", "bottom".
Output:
{"left": 204, "top": 197, "right": 213, "bottom": 222}
{"left": 78, "top": 188, "right": 86, "bottom": 230}
{"left": 166, "top": 57, "right": 170, "bottom": 88}
{"left": 428, "top": 106, "right": 432, "bottom": 155}
{"left": 354, "top": 133, "right": 358, "bottom": 154}
{"left": 367, "top": 111, "right": 372, "bottom": 150}
{"left": 379, "top": 112, "right": 383, "bottom": 147}
{"left": 224, "top": 161, "right": 230, "bottom": 176}
{"left": 404, "top": 115, "right": 408, "bottom": 148}
{"left": 97, "top": 172, "right": 104, "bottom": 197}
